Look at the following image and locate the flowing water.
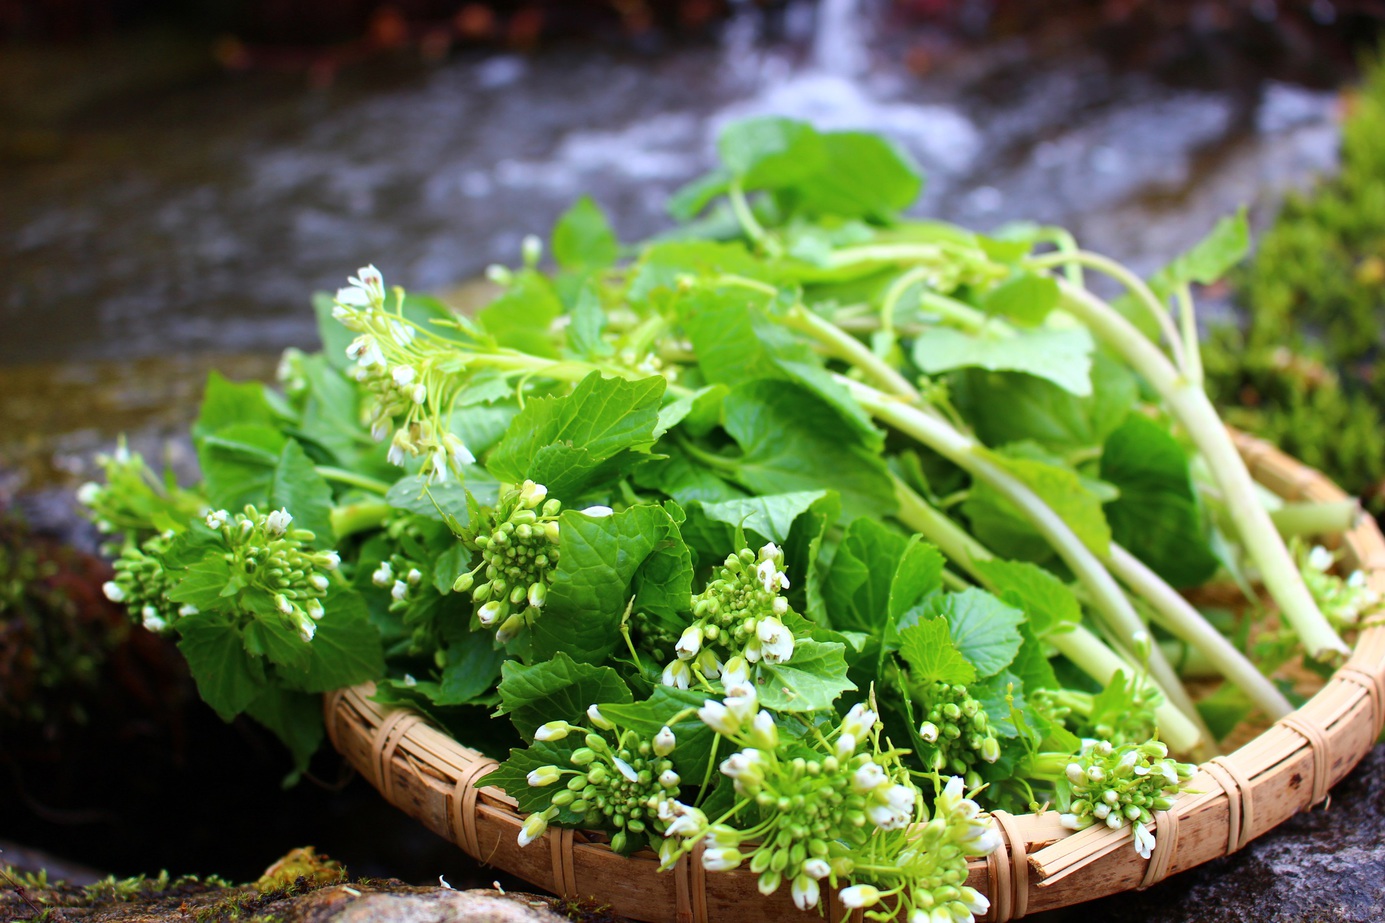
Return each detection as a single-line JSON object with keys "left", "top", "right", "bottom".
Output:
{"left": 0, "top": 0, "right": 1345, "bottom": 515}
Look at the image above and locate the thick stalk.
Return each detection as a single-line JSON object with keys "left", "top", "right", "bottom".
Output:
{"left": 894, "top": 478, "right": 1204, "bottom": 752}
{"left": 1050, "top": 280, "right": 1349, "bottom": 659}
{"left": 330, "top": 501, "right": 392, "bottom": 540}
{"left": 1107, "top": 546, "right": 1292, "bottom": 719}
{"left": 1270, "top": 500, "right": 1362, "bottom": 538}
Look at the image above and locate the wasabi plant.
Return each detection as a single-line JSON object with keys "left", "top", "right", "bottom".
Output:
{"left": 80, "top": 115, "right": 1380, "bottom": 897}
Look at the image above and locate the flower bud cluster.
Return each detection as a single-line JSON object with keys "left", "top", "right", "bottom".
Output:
{"left": 1057, "top": 737, "right": 1195, "bottom": 859}
{"left": 667, "top": 686, "right": 920, "bottom": 911}
{"left": 661, "top": 543, "right": 794, "bottom": 689}
{"left": 837, "top": 775, "right": 1001, "bottom": 923}
{"left": 915, "top": 681, "right": 1001, "bottom": 786}
{"left": 518, "top": 708, "right": 692, "bottom": 856}
{"left": 329, "top": 265, "right": 475, "bottom": 483}
{"left": 104, "top": 533, "right": 187, "bottom": 634}
{"left": 1301, "top": 544, "right": 1380, "bottom": 630}
{"left": 457, "top": 481, "right": 561, "bottom": 643}
{"left": 208, "top": 505, "right": 338, "bottom": 642}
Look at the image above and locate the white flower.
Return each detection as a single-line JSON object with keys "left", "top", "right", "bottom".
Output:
{"left": 719, "top": 749, "right": 764, "bottom": 787}
{"left": 750, "top": 711, "right": 779, "bottom": 749}
{"left": 613, "top": 758, "right": 639, "bottom": 782}
{"left": 335, "top": 285, "right": 370, "bottom": 307}
{"left": 517, "top": 811, "right": 548, "bottom": 848}
{"left": 580, "top": 505, "right": 614, "bottom": 518}
{"left": 659, "top": 768, "right": 680, "bottom": 789}
{"left": 296, "top": 614, "right": 316, "bottom": 643}
{"left": 701, "top": 847, "right": 742, "bottom": 872}
{"left": 265, "top": 508, "right": 292, "bottom": 536}
{"left": 675, "top": 625, "right": 704, "bottom": 660}
{"left": 275, "top": 595, "right": 293, "bottom": 615}
{"left": 527, "top": 765, "right": 561, "bottom": 786}
{"left": 391, "top": 365, "right": 415, "bottom": 387}
{"left": 587, "top": 704, "right": 615, "bottom": 730}
{"left": 841, "top": 703, "right": 877, "bottom": 740}
{"left": 919, "top": 721, "right": 940, "bottom": 743}
{"left": 852, "top": 762, "right": 886, "bottom": 793}
{"left": 771, "top": 596, "right": 788, "bottom": 615}
{"left": 698, "top": 700, "right": 739, "bottom": 736}
{"left": 1132, "top": 822, "right": 1156, "bottom": 860}
{"left": 839, "top": 885, "right": 880, "bottom": 909}
{"left": 477, "top": 600, "right": 504, "bottom": 626}
{"left": 662, "top": 660, "right": 691, "bottom": 689}
{"left": 791, "top": 875, "right": 820, "bottom": 911}
{"left": 723, "top": 680, "right": 758, "bottom": 722}
{"left": 391, "top": 580, "right": 408, "bottom": 601}
{"left": 306, "top": 598, "right": 324, "bottom": 620}
{"left": 346, "top": 335, "right": 384, "bottom": 367}
{"left": 1308, "top": 545, "right": 1335, "bottom": 572}
{"left": 320, "top": 551, "right": 341, "bottom": 569}
{"left": 654, "top": 726, "right": 676, "bottom": 757}
{"left": 102, "top": 581, "right": 126, "bottom": 603}
{"left": 178, "top": 604, "right": 199, "bottom": 616}
{"left": 802, "top": 858, "right": 830, "bottom": 880}
{"left": 534, "top": 721, "right": 570, "bottom": 742}
{"left": 755, "top": 616, "right": 794, "bottom": 664}
{"left": 835, "top": 733, "right": 857, "bottom": 760}
{"left": 205, "top": 509, "right": 229, "bottom": 530}
{"left": 1066, "top": 762, "right": 1085, "bottom": 784}
{"left": 310, "top": 574, "right": 330, "bottom": 592}
{"left": 141, "top": 609, "right": 167, "bottom": 633}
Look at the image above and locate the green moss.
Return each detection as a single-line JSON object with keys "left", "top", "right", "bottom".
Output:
{"left": 1208, "top": 47, "right": 1385, "bottom": 507}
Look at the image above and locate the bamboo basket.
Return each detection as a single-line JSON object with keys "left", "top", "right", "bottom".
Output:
{"left": 324, "top": 429, "right": 1385, "bottom": 923}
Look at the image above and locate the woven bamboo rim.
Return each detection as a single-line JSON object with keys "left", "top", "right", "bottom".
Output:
{"left": 324, "top": 429, "right": 1385, "bottom": 922}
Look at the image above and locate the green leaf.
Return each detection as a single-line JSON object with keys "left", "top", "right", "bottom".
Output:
{"left": 552, "top": 196, "right": 619, "bottom": 271}
{"left": 244, "top": 686, "right": 325, "bottom": 777}
{"left": 693, "top": 491, "right": 829, "bottom": 545}
{"left": 1100, "top": 414, "right": 1219, "bottom": 587}
{"left": 479, "top": 269, "right": 563, "bottom": 358}
{"left": 268, "top": 439, "right": 335, "bottom": 545}
{"left": 912, "top": 326, "right": 1095, "bottom": 396}
{"left": 821, "top": 519, "right": 941, "bottom": 635}
{"left": 754, "top": 639, "right": 856, "bottom": 713}
{"left": 486, "top": 371, "right": 666, "bottom": 497}
{"left": 497, "top": 652, "right": 632, "bottom": 737}
{"left": 627, "top": 240, "right": 778, "bottom": 304}
{"left": 177, "top": 612, "right": 266, "bottom": 721}
{"left": 951, "top": 354, "right": 1137, "bottom": 454}
{"left": 432, "top": 543, "right": 473, "bottom": 596}
{"left": 567, "top": 283, "right": 614, "bottom": 359}
{"left": 1011, "top": 623, "right": 1059, "bottom": 696}
{"left": 436, "top": 632, "right": 506, "bottom": 706}
{"left": 595, "top": 686, "right": 715, "bottom": 780}
{"left": 535, "top": 504, "right": 688, "bottom": 663}
{"left": 927, "top": 587, "right": 1024, "bottom": 678}
{"left": 297, "top": 587, "right": 385, "bottom": 694}
{"left": 198, "top": 424, "right": 288, "bottom": 512}
{"left": 974, "top": 670, "right": 1025, "bottom": 739}
{"left": 788, "top": 131, "right": 923, "bottom": 220}
{"left": 668, "top": 167, "right": 733, "bottom": 222}
{"left": 481, "top": 739, "right": 587, "bottom": 822}
{"left": 971, "top": 559, "right": 1081, "bottom": 638}
{"left": 293, "top": 354, "right": 366, "bottom": 465}
{"left": 194, "top": 372, "right": 278, "bottom": 440}
{"left": 981, "top": 273, "right": 1060, "bottom": 326}
{"left": 1150, "top": 209, "right": 1250, "bottom": 294}
{"left": 980, "top": 449, "right": 1113, "bottom": 555}
{"left": 678, "top": 286, "right": 882, "bottom": 447}
{"left": 385, "top": 475, "right": 477, "bottom": 526}
{"left": 243, "top": 615, "right": 312, "bottom": 675}
{"left": 168, "top": 555, "right": 234, "bottom": 612}
{"left": 898, "top": 617, "right": 975, "bottom": 685}
{"left": 721, "top": 381, "right": 896, "bottom": 523}
{"left": 654, "top": 384, "right": 726, "bottom": 440}
{"left": 718, "top": 117, "right": 826, "bottom": 190}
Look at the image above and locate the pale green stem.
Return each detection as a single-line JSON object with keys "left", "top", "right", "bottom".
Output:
{"left": 1107, "top": 545, "right": 1292, "bottom": 719}
{"left": 892, "top": 476, "right": 1204, "bottom": 753}
{"left": 780, "top": 303, "right": 921, "bottom": 401}
{"left": 842, "top": 376, "right": 1207, "bottom": 745}
{"left": 1026, "top": 249, "right": 1189, "bottom": 373}
{"left": 727, "top": 181, "right": 777, "bottom": 256}
{"left": 1175, "top": 284, "right": 1203, "bottom": 386}
{"left": 330, "top": 501, "right": 392, "bottom": 540}
{"left": 316, "top": 466, "right": 391, "bottom": 495}
{"left": 1270, "top": 500, "right": 1362, "bottom": 538}
{"left": 1051, "top": 280, "right": 1349, "bottom": 660}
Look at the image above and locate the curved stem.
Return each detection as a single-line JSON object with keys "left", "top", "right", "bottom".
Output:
{"left": 1026, "top": 249, "right": 1189, "bottom": 373}
{"left": 330, "top": 501, "right": 392, "bottom": 540}
{"left": 1052, "top": 280, "right": 1348, "bottom": 660}
{"left": 780, "top": 303, "right": 921, "bottom": 401}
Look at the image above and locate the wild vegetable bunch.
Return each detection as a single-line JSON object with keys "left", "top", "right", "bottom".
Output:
{"left": 83, "top": 116, "right": 1377, "bottom": 914}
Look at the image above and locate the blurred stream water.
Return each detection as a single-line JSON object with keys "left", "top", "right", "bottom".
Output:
{"left": 0, "top": 0, "right": 1344, "bottom": 510}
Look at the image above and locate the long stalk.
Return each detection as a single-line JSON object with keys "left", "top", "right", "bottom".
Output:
{"left": 893, "top": 478, "right": 1204, "bottom": 752}
{"left": 1106, "top": 546, "right": 1292, "bottom": 719}
{"left": 1048, "top": 279, "right": 1349, "bottom": 660}
{"left": 838, "top": 374, "right": 1208, "bottom": 745}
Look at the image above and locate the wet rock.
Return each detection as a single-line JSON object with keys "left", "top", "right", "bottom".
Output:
{"left": 302, "top": 887, "right": 575, "bottom": 923}
{"left": 1094, "top": 742, "right": 1385, "bottom": 923}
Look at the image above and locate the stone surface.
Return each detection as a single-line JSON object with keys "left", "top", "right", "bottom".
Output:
{"left": 307, "top": 888, "right": 572, "bottom": 923}
{"left": 1090, "top": 742, "right": 1385, "bottom": 923}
